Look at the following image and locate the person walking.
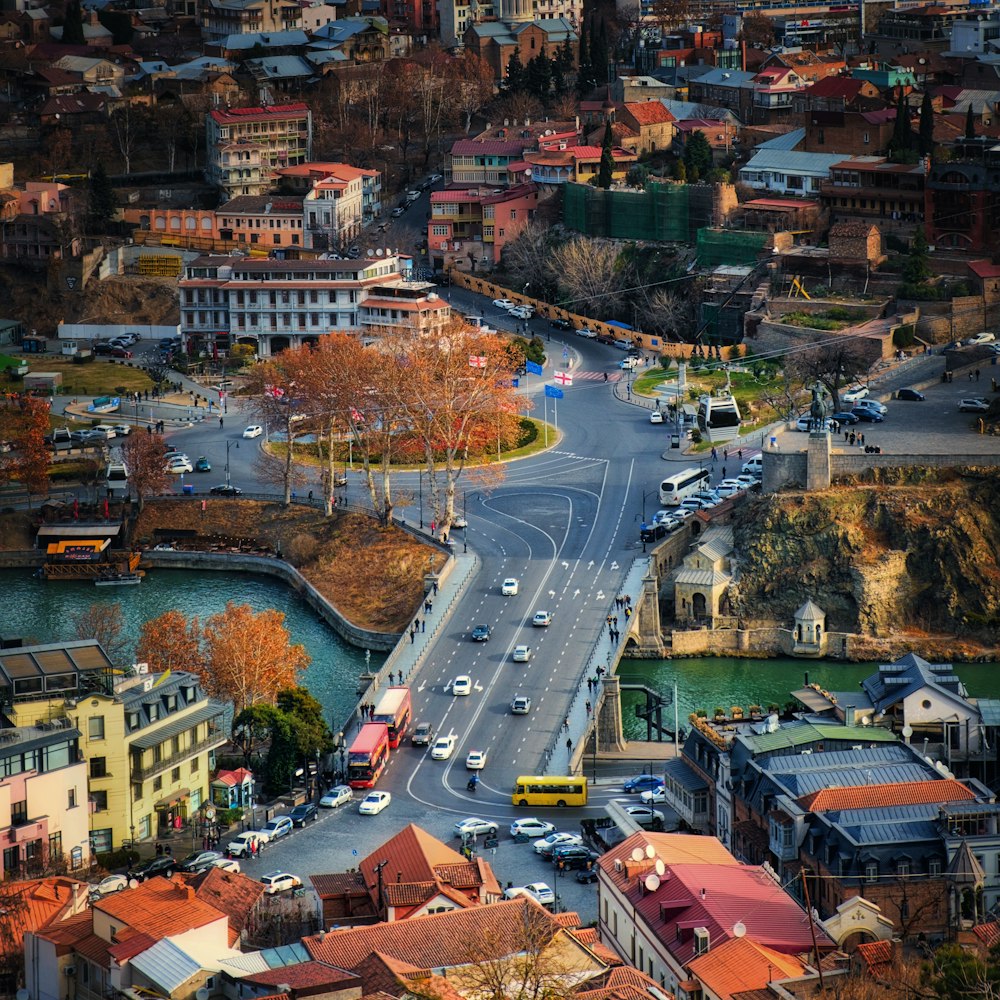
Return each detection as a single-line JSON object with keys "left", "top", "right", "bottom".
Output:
{"left": 566, "top": 737, "right": 572, "bottom": 754}
{"left": 219, "top": 416, "right": 224, "bottom": 428}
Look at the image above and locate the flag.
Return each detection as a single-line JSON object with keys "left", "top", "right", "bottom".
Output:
{"left": 469, "top": 355, "right": 487, "bottom": 368}
{"left": 152, "top": 668, "right": 172, "bottom": 688}
{"left": 545, "top": 385, "right": 563, "bottom": 399}
{"left": 265, "top": 384, "right": 285, "bottom": 398}
{"left": 525, "top": 360, "right": 543, "bottom": 376}
{"left": 554, "top": 371, "right": 573, "bottom": 386}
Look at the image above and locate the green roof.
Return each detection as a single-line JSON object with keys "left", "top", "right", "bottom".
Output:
{"left": 740, "top": 721, "right": 897, "bottom": 754}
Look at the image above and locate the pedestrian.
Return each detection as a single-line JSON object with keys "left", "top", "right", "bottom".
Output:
{"left": 970, "top": 371, "right": 975, "bottom": 382}
{"left": 563, "top": 717, "right": 569, "bottom": 731}
{"left": 738, "top": 448, "right": 743, "bottom": 459}
{"left": 625, "top": 607, "right": 632, "bottom": 619}
{"left": 711, "top": 446, "right": 717, "bottom": 461}
{"left": 587, "top": 678, "right": 594, "bottom": 692}
{"left": 723, "top": 449, "right": 728, "bottom": 461}
{"left": 850, "top": 432, "right": 856, "bottom": 446}
{"left": 566, "top": 737, "right": 572, "bottom": 753}
{"left": 844, "top": 430, "right": 850, "bottom": 442}
{"left": 433, "top": 581, "right": 439, "bottom": 595}
{"left": 721, "top": 466, "right": 726, "bottom": 478}
{"left": 155, "top": 842, "right": 162, "bottom": 856}
{"left": 585, "top": 700, "right": 591, "bottom": 715}
{"left": 625, "top": 595, "right": 631, "bottom": 607}
{"left": 860, "top": 433, "right": 865, "bottom": 446}
{"left": 146, "top": 424, "right": 152, "bottom": 435}
{"left": 409, "top": 629, "right": 415, "bottom": 645}
{"left": 414, "top": 618, "right": 420, "bottom": 633}
{"left": 421, "top": 619, "right": 426, "bottom": 633}
{"left": 606, "top": 614, "right": 612, "bottom": 626}
{"left": 976, "top": 368, "right": 981, "bottom": 382}
{"left": 219, "top": 416, "right": 224, "bottom": 428}
{"left": 427, "top": 600, "right": 433, "bottom": 614}
{"left": 613, "top": 616, "right": 618, "bottom": 628}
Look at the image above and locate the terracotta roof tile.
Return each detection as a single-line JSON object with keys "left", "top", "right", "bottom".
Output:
{"left": 94, "top": 876, "right": 227, "bottom": 939}
{"left": 577, "top": 965, "right": 668, "bottom": 1000}
{"left": 74, "top": 932, "right": 113, "bottom": 969}
{"left": 245, "top": 960, "right": 359, "bottom": 989}
{"left": 30, "top": 908, "right": 92, "bottom": 955}
{"left": 0, "top": 877, "right": 88, "bottom": 959}
{"left": 855, "top": 939, "right": 894, "bottom": 976}
{"left": 311, "top": 872, "right": 366, "bottom": 896}
{"left": 688, "top": 937, "right": 805, "bottom": 1000}
{"left": 360, "top": 824, "right": 467, "bottom": 887}
{"left": 624, "top": 101, "right": 675, "bottom": 125}
{"left": 799, "top": 779, "right": 975, "bottom": 812}
{"left": 973, "top": 920, "right": 1000, "bottom": 947}
{"left": 107, "top": 929, "right": 157, "bottom": 962}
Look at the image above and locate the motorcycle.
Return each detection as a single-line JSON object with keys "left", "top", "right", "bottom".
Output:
{"left": 467, "top": 776, "right": 478, "bottom": 792}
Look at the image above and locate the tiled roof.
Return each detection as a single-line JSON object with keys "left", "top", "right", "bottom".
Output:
{"left": 33, "top": 908, "right": 92, "bottom": 955}
{"left": 576, "top": 966, "right": 667, "bottom": 1000}
{"left": 245, "top": 960, "right": 359, "bottom": 988}
{"left": 311, "top": 872, "right": 366, "bottom": 896}
{"left": 0, "top": 877, "right": 87, "bottom": 958}
{"left": 74, "top": 932, "right": 113, "bottom": 969}
{"left": 359, "top": 824, "right": 470, "bottom": 888}
{"left": 218, "top": 195, "right": 303, "bottom": 215}
{"left": 973, "top": 920, "right": 1000, "bottom": 948}
{"left": 107, "top": 929, "right": 157, "bottom": 963}
{"left": 688, "top": 937, "right": 805, "bottom": 1000}
{"left": 855, "top": 939, "right": 894, "bottom": 976}
{"left": 624, "top": 101, "right": 674, "bottom": 125}
{"left": 800, "top": 778, "right": 975, "bottom": 813}
{"left": 209, "top": 102, "right": 309, "bottom": 125}
{"left": 188, "top": 867, "right": 265, "bottom": 941}
{"left": 305, "top": 896, "right": 579, "bottom": 970}
{"left": 39, "top": 94, "right": 106, "bottom": 115}
{"left": 94, "top": 877, "right": 226, "bottom": 939}
{"left": 451, "top": 139, "right": 530, "bottom": 156}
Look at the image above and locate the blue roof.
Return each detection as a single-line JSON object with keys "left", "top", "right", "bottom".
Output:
{"left": 755, "top": 127, "right": 805, "bottom": 151}
{"left": 222, "top": 29, "right": 309, "bottom": 49}
{"left": 694, "top": 67, "right": 755, "bottom": 89}
{"left": 660, "top": 98, "right": 739, "bottom": 123}
{"left": 861, "top": 653, "right": 967, "bottom": 714}
{"left": 740, "top": 149, "right": 845, "bottom": 177}
{"left": 663, "top": 757, "right": 707, "bottom": 792}
{"left": 245, "top": 55, "right": 314, "bottom": 79}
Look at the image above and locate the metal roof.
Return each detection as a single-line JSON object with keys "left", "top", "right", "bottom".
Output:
{"left": 664, "top": 757, "right": 708, "bottom": 792}
{"left": 129, "top": 939, "right": 201, "bottom": 994}
{"left": 129, "top": 702, "right": 226, "bottom": 749}
{"left": 738, "top": 720, "right": 895, "bottom": 754}
{"left": 755, "top": 127, "right": 805, "bottom": 151}
{"left": 740, "top": 149, "right": 845, "bottom": 176}
{"left": 976, "top": 699, "right": 1000, "bottom": 726}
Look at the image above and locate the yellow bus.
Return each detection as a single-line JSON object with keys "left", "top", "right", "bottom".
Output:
{"left": 512, "top": 775, "right": 588, "bottom": 808}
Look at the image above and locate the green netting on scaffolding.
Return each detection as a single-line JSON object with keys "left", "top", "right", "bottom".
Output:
{"left": 696, "top": 228, "right": 769, "bottom": 267}
{"left": 563, "top": 182, "right": 691, "bottom": 241}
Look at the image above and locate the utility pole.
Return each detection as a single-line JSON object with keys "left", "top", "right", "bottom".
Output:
{"left": 373, "top": 859, "right": 389, "bottom": 920}
{"left": 800, "top": 867, "right": 825, "bottom": 990}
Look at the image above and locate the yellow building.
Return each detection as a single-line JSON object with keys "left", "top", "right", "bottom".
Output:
{"left": 5, "top": 642, "right": 226, "bottom": 853}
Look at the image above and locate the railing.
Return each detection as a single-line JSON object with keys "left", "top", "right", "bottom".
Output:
{"left": 130, "top": 727, "right": 226, "bottom": 782}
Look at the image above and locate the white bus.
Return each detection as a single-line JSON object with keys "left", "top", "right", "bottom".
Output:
{"left": 659, "top": 467, "right": 711, "bottom": 506}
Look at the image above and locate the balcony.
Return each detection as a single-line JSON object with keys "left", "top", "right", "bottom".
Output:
{"left": 130, "top": 727, "right": 226, "bottom": 783}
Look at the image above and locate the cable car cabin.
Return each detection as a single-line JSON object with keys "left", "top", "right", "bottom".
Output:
{"left": 697, "top": 394, "right": 741, "bottom": 440}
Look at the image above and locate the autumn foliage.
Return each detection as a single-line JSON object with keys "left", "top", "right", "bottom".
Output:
{"left": 0, "top": 397, "right": 52, "bottom": 497}
{"left": 120, "top": 431, "right": 170, "bottom": 509}
{"left": 135, "top": 609, "right": 204, "bottom": 674}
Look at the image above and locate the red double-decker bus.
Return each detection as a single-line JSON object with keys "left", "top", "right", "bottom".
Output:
{"left": 371, "top": 686, "right": 412, "bottom": 748}
{"left": 347, "top": 722, "right": 390, "bottom": 788}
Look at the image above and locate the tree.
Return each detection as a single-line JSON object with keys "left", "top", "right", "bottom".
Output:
{"left": 919, "top": 90, "right": 935, "bottom": 157}
{"left": 110, "top": 104, "right": 142, "bottom": 175}
{"left": 525, "top": 54, "right": 551, "bottom": 101}
{"left": 550, "top": 237, "right": 635, "bottom": 320}
{"left": 135, "top": 610, "right": 203, "bottom": 674}
{"left": 597, "top": 120, "right": 615, "bottom": 189}
{"left": 448, "top": 51, "right": 495, "bottom": 133}
{"left": 276, "top": 687, "right": 333, "bottom": 759}
{"left": 506, "top": 47, "right": 526, "bottom": 93}
{"left": 72, "top": 603, "right": 128, "bottom": 663}
{"left": 576, "top": 18, "right": 595, "bottom": 96}
{"left": 200, "top": 602, "right": 310, "bottom": 724}
{"left": 683, "top": 130, "right": 712, "bottom": 181}
{"left": 646, "top": 288, "right": 693, "bottom": 342}
{"left": 928, "top": 940, "right": 1000, "bottom": 999}
{"left": 0, "top": 398, "right": 50, "bottom": 498}
{"left": 888, "top": 91, "right": 912, "bottom": 159}
{"left": 61, "top": 0, "right": 85, "bottom": 45}
{"left": 650, "top": 0, "right": 690, "bottom": 33}
{"left": 590, "top": 17, "right": 609, "bottom": 87}
{"left": 739, "top": 11, "right": 774, "bottom": 47}
{"left": 903, "top": 225, "right": 932, "bottom": 286}
{"left": 785, "top": 339, "right": 874, "bottom": 409}
{"left": 87, "top": 161, "right": 116, "bottom": 227}
{"left": 120, "top": 432, "right": 169, "bottom": 510}
{"left": 966, "top": 101, "right": 977, "bottom": 140}
{"left": 499, "top": 220, "right": 559, "bottom": 300}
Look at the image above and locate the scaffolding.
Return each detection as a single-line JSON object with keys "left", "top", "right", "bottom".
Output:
{"left": 563, "top": 182, "right": 703, "bottom": 242}
{"left": 696, "top": 228, "right": 769, "bottom": 268}
{"left": 136, "top": 254, "right": 182, "bottom": 277}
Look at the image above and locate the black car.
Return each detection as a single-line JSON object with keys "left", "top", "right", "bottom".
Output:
{"left": 550, "top": 318, "right": 573, "bottom": 330}
{"left": 290, "top": 803, "right": 318, "bottom": 827}
{"left": 552, "top": 845, "right": 601, "bottom": 870}
{"left": 896, "top": 387, "right": 926, "bottom": 401}
{"left": 177, "top": 850, "right": 222, "bottom": 873}
{"left": 576, "top": 868, "right": 599, "bottom": 884}
{"left": 209, "top": 484, "right": 243, "bottom": 496}
{"left": 640, "top": 522, "right": 667, "bottom": 543}
{"left": 471, "top": 624, "right": 491, "bottom": 642}
{"left": 127, "top": 854, "right": 177, "bottom": 882}
{"left": 851, "top": 408, "right": 884, "bottom": 423}
{"left": 94, "top": 342, "right": 115, "bottom": 355}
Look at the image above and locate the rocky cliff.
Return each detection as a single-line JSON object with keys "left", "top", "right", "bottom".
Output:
{"left": 728, "top": 468, "right": 1000, "bottom": 648}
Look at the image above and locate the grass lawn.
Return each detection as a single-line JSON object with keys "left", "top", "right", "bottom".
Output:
{"left": 0, "top": 358, "right": 154, "bottom": 397}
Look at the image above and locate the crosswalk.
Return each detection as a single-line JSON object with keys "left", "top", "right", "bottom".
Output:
{"left": 569, "top": 371, "right": 623, "bottom": 382}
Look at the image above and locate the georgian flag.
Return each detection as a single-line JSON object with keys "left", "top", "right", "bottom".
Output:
{"left": 469, "top": 355, "right": 487, "bottom": 368}
{"left": 554, "top": 371, "right": 573, "bottom": 386}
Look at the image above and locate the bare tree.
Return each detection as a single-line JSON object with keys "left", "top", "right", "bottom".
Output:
{"left": 550, "top": 238, "right": 635, "bottom": 320}
{"left": 71, "top": 603, "right": 129, "bottom": 663}
{"left": 499, "top": 220, "right": 559, "bottom": 296}
{"left": 785, "top": 337, "right": 875, "bottom": 409}
{"left": 448, "top": 51, "right": 496, "bottom": 133}
{"left": 121, "top": 432, "right": 169, "bottom": 510}
{"left": 644, "top": 288, "right": 694, "bottom": 342}
{"left": 109, "top": 104, "right": 142, "bottom": 175}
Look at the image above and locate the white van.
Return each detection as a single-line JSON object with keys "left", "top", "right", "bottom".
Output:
{"left": 741, "top": 455, "right": 764, "bottom": 477}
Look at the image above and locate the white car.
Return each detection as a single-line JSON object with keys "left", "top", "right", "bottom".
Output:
{"left": 431, "top": 734, "right": 457, "bottom": 759}
{"left": 243, "top": 424, "right": 263, "bottom": 439}
{"left": 534, "top": 832, "right": 582, "bottom": 854}
{"left": 493, "top": 299, "right": 516, "bottom": 310}
{"left": 619, "top": 357, "right": 640, "bottom": 370}
{"left": 853, "top": 399, "right": 887, "bottom": 416}
{"left": 842, "top": 385, "right": 869, "bottom": 403}
{"left": 502, "top": 578, "right": 519, "bottom": 596}
{"left": 452, "top": 514, "right": 468, "bottom": 528}
{"left": 575, "top": 327, "right": 598, "bottom": 338}
{"left": 452, "top": 675, "right": 472, "bottom": 696}
{"left": 319, "top": 784, "right": 353, "bottom": 808}
{"left": 166, "top": 457, "right": 193, "bottom": 474}
{"left": 623, "top": 805, "right": 665, "bottom": 828}
{"left": 649, "top": 410, "right": 664, "bottom": 424}
{"left": 509, "top": 306, "right": 533, "bottom": 320}
{"left": 510, "top": 818, "right": 556, "bottom": 839}
{"left": 358, "top": 790, "right": 391, "bottom": 815}
{"left": 90, "top": 874, "right": 128, "bottom": 897}
{"left": 532, "top": 611, "right": 552, "bottom": 627}
{"left": 454, "top": 817, "right": 498, "bottom": 838}
{"left": 111, "top": 424, "right": 132, "bottom": 436}
{"left": 226, "top": 830, "right": 271, "bottom": 857}
{"left": 466, "top": 749, "right": 487, "bottom": 769}
{"left": 260, "top": 871, "right": 301, "bottom": 894}
{"left": 211, "top": 857, "right": 241, "bottom": 873}
{"left": 959, "top": 397, "right": 991, "bottom": 413}
{"left": 523, "top": 882, "right": 555, "bottom": 906}
{"left": 512, "top": 645, "right": 532, "bottom": 662}
{"left": 640, "top": 786, "right": 667, "bottom": 804}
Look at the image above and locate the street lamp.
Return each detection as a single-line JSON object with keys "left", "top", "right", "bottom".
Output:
{"left": 419, "top": 470, "right": 423, "bottom": 529}
{"left": 641, "top": 487, "right": 659, "bottom": 523}
{"left": 225, "top": 439, "right": 238, "bottom": 487}
{"left": 337, "top": 731, "right": 346, "bottom": 783}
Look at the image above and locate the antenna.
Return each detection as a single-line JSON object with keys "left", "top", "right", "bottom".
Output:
{"left": 645, "top": 844, "right": 656, "bottom": 859}
{"left": 631, "top": 847, "right": 645, "bottom": 862}
{"left": 645, "top": 873, "right": 661, "bottom": 892}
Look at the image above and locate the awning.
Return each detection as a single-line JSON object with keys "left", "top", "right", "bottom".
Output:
{"left": 37, "top": 524, "right": 122, "bottom": 538}
{"left": 128, "top": 703, "right": 225, "bottom": 749}
{"left": 153, "top": 788, "right": 190, "bottom": 808}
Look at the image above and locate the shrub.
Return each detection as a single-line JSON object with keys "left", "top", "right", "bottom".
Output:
{"left": 893, "top": 324, "right": 916, "bottom": 349}
{"left": 285, "top": 533, "right": 319, "bottom": 566}
{"left": 516, "top": 418, "right": 538, "bottom": 448}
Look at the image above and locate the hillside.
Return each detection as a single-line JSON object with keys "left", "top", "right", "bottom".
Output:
{"left": 729, "top": 468, "right": 1000, "bottom": 650}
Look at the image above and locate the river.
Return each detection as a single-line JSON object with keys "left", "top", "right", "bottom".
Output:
{"left": 0, "top": 568, "right": 383, "bottom": 732}
{"left": 620, "top": 656, "right": 1000, "bottom": 739}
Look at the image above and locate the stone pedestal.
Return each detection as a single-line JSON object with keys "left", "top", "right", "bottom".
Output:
{"left": 597, "top": 674, "right": 627, "bottom": 752}
{"left": 806, "top": 430, "right": 832, "bottom": 490}
{"left": 634, "top": 569, "right": 666, "bottom": 654}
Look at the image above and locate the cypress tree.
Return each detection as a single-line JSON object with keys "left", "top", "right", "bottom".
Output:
{"left": 918, "top": 91, "right": 935, "bottom": 157}
{"left": 62, "top": 0, "right": 85, "bottom": 45}
{"left": 88, "top": 162, "right": 116, "bottom": 226}
{"left": 505, "top": 47, "right": 526, "bottom": 93}
{"left": 598, "top": 119, "right": 614, "bottom": 189}
{"left": 966, "top": 101, "right": 977, "bottom": 140}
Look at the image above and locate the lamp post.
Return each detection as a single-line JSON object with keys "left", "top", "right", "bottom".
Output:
{"left": 641, "top": 487, "right": 659, "bottom": 523}
{"left": 337, "top": 731, "right": 346, "bottom": 784}
{"left": 419, "top": 470, "right": 423, "bottom": 529}
{"left": 225, "top": 439, "right": 238, "bottom": 487}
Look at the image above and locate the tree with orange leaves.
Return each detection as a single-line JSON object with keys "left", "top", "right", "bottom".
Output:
{"left": 121, "top": 431, "right": 170, "bottom": 510}
{"left": 200, "top": 602, "right": 310, "bottom": 724}
{"left": 135, "top": 609, "right": 204, "bottom": 674}
{"left": 0, "top": 397, "right": 52, "bottom": 500}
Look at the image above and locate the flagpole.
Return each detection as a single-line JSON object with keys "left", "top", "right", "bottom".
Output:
{"left": 544, "top": 391, "right": 548, "bottom": 447}
{"left": 554, "top": 394, "right": 558, "bottom": 432}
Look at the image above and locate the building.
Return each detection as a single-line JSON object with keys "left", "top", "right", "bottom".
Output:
{"left": 199, "top": 0, "right": 311, "bottom": 42}
{"left": 438, "top": 0, "right": 496, "bottom": 48}
{"left": 738, "top": 148, "right": 844, "bottom": 196}
{"left": 462, "top": 18, "right": 578, "bottom": 83}
{"left": 216, "top": 194, "right": 305, "bottom": 250}
{"left": 927, "top": 141, "right": 1000, "bottom": 254}
{"left": 296, "top": 163, "right": 382, "bottom": 249}
{"left": 820, "top": 156, "right": 926, "bottom": 233}
{"left": 205, "top": 104, "right": 313, "bottom": 199}
{"left": 178, "top": 254, "right": 449, "bottom": 356}
{"left": 447, "top": 138, "right": 536, "bottom": 188}
{"left": 310, "top": 822, "right": 501, "bottom": 925}
{"left": 596, "top": 830, "right": 830, "bottom": 998}
{"left": 4, "top": 643, "right": 226, "bottom": 855}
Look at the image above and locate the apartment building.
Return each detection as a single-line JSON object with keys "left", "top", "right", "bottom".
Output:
{"left": 5, "top": 644, "right": 226, "bottom": 855}
{"left": 179, "top": 253, "right": 449, "bottom": 355}
{"left": 199, "top": 0, "right": 304, "bottom": 41}
{"left": 205, "top": 104, "right": 313, "bottom": 199}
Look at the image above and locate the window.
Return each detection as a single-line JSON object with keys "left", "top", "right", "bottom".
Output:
{"left": 48, "top": 831, "right": 62, "bottom": 862}
{"left": 133, "top": 783, "right": 143, "bottom": 801}
{"left": 897, "top": 859, "right": 910, "bottom": 876}
{"left": 172, "top": 767, "right": 181, "bottom": 782}
{"left": 91, "top": 790, "right": 108, "bottom": 812}
{"left": 11, "top": 800, "right": 27, "bottom": 825}
{"left": 3, "top": 845, "right": 18, "bottom": 874}
{"left": 929, "top": 859, "right": 942, "bottom": 876}
{"left": 864, "top": 862, "right": 878, "bottom": 880}
{"left": 88, "top": 716, "right": 105, "bottom": 740}
{"left": 153, "top": 776, "right": 162, "bottom": 792}
{"left": 191, "top": 759, "right": 199, "bottom": 775}
{"left": 90, "top": 757, "right": 107, "bottom": 779}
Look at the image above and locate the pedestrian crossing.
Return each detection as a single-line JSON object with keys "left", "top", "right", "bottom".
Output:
{"left": 570, "top": 371, "right": 623, "bottom": 381}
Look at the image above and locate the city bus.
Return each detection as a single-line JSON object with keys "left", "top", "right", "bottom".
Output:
{"left": 346, "top": 722, "right": 390, "bottom": 788}
{"left": 371, "top": 686, "right": 412, "bottom": 748}
{"left": 512, "top": 775, "right": 589, "bottom": 808}
{"left": 659, "top": 467, "right": 711, "bottom": 506}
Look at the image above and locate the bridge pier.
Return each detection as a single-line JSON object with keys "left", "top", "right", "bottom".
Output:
{"left": 595, "top": 674, "right": 626, "bottom": 752}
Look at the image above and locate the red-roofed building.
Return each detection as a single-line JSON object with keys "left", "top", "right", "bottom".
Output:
{"left": 800, "top": 779, "right": 975, "bottom": 813}
{"left": 597, "top": 832, "right": 830, "bottom": 997}
{"left": 618, "top": 102, "right": 676, "bottom": 155}
{"left": 685, "top": 936, "right": 807, "bottom": 1000}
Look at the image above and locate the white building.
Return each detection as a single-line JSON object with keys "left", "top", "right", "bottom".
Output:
{"left": 738, "top": 148, "right": 843, "bottom": 197}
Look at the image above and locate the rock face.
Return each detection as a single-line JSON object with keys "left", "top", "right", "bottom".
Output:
{"left": 728, "top": 469, "right": 1000, "bottom": 641}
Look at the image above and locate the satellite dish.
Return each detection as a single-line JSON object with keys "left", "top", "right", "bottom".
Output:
{"left": 128, "top": 878, "right": 139, "bottom": 889}
{"left": 366, "top": 249, "right": 375, "bottom": 257}
{"left": 655, "top": 858, "right": 665, "bottom": 876}
{"left": 376, "top": 248, "right": 384, "bottom": 256}
{"left": 733, "top": 921, "right": 747, "bottom": 938}
{"left": 645, "top": 844, "right": 656, "bottom": 859}
{"left": 196, "top": 990, "right": 210, "bottom": 1000}
{"left": 631, "top": 847, "right": 644, "bottom": 862}
{"left": 644, "top": 873, "right": 661, "bottom": 892}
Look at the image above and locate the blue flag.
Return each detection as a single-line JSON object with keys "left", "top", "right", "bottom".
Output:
{"left": 525, "top": 360, "right": 543, "bottom": 376}
{"left": 545, "top": 384, "right": 564, "bottom": 399}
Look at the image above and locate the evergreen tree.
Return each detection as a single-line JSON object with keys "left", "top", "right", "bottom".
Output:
{"left": 903, "top": 225, "right": 932, "bottom": 286}
{"left": 966, "top": 101, "right": 977, "bottom": 139}
{"left": 61, "top": 0, "right": 85, "bottom": 45}
{"left": 683, "top": 130, "right": 712, "bottom": 181}
{"left": 551, "top": 55, "right": 566, "bottom": 96}
{"left": 559, "top": 36, "right": 574, "bottom": 71}
{"left": 918, "top": 90, "right": 935, "bottom": 157}
{"left": 672, "top": 159, "right": 687, "bottom": 182}
{"left": 87, "top": 162, "right": 116, "bottom": 226}
{"left": 598, "top": 119, "right": 615, "bottom": 189}
{"left": 887, "top": 91, "right": 912, "bottom": 157}
{"left": 505, "top": 47, "right": 526, "bottom": 93}
{"left": 526, "top": 53, "right": 551, "bottom": 100}
{"left": 590, "top": 17, "right": 609, "bottom": 87}
{"left": 576, "top": 18, "right": 595, "bottom": 97}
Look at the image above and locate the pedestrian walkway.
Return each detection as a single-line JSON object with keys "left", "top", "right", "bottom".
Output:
{"left": 350, "top": 550, "right": 479, "bottom": 732}
{"left": 573, "top": 371, "right": 623, "bottom": 382}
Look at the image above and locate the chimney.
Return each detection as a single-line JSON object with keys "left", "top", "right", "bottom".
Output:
{"left": 186, "top": 885, "right": 196, "bottom": 903}
{"left": 318, "top": 929, "right": 327, "bottom": 942}
{"left": 700, "top": 888, "right": 706, "bottom": 900}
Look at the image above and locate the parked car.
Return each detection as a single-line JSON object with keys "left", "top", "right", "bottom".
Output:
{"left": 94, "top": 342, "right": 114, "bottom": 355}
{"left": 619, "top": 356, "right": 640, "bottom": 370}
{"left": 640, "top": 786, "right": 668, "bottom": 804}
{"left": 178, "top": 850, "right": 222, "bottom": 873}
{"left": 452, "top": 675, "right": 472, "bottom": 695}
{"left": 854, "top": 399, "right": 887, "bottom": 416}
{"left": 522, "top": 882, "right": 555, "bottom": 905}
{"left": 966, "top": 332, "right": 996, "bottom": 345}
{"left": 262, "top": 815, "right": 293, "bottom": 840}
{"left": 532, "top": 610, "right": 553, "bottom": 627}
{"left": 260, "top": 871, "right": 302, "bottom": 894}
{"left": 166, "top": 456, "right": 193, "bottom": 474}
{"left": 624, "top": 774, "right": 661, "bottom": 793}
{"left": 111, "top": 424, "right": 132, "bottom": 436}
{"left": 210, "top": 484, "right": 243, "bottom": 496}
{"left": 640, "top": 522, "right": 667, "bottom": 543}
{"left": 575, "top": 327, "right": 598, "bottom": 338}
{"left": 493, "top": 299, "right": 516, "bottom": 310}
{"left": 127, "top": 854, "right": 177, "bottom": 882}
{"left": 623, "top": 805, "right": 665, "bottom": 830}
{"left": 831, "top": 411, "right": 860, "bottom": 425}
{"left": 510, "top": 818, "right": 556, "bottom": 839}
{"left": 535, "top": 832, "right": 582, "bottom": 855}
{"left": 896, "top": 388, "right": 925, "bottom": 401}
{"left": 851, "top": 407, "right": 884, "bottom": 422}
{"left": 550, "top": 318, "right": 573, "bottom": 330}
{"left": 431, "top": 734, "right": 457, "bottom": 759}
{"left": 959, "top": 397, "right": 991, "bottom": 413}
{"left": 471, "top": 623, "right": 492, "bottom": 642}
{"left": 226, "top": 831, "right": 268, "bottom": 858}
{"left": 391, "top": 206, "right": 406, "bottom": 218}
{"left": 195, "top": 456, "right": 211, "bottom": 472}
{"left": 842, "top": 385, "right": 870, "bottom": 403}
{"left": 511, "top": 695, "right": 531, "bottom": 714}
{"left": 319, "top": 785, "right": 353, "bottom": 808}
{"left": 576, "top": 867, "right": 600, "bottom": 884}
{"left": 109, "top": 347, "right": 133, "bottom": 358}
{"left": 289, "top": 803, "right": 318, "bottom": 826}
{"left": 358, "top": 791, "right": 391, "bottom": 814}
{"left": 453, "top": 817, "right": 497, "bottom": 838}
{"left": 551, "top": 845, "right": 601, "bottom": 870}
{"left": 212, "top": 857, "right": 241, "bottom": 873}
{"left": 90, "top": 874, "right": 128, "bottom": 898}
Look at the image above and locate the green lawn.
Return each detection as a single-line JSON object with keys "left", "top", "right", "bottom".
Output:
{"left": 0, "top": 358, "right": 154, "bottom": 397}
